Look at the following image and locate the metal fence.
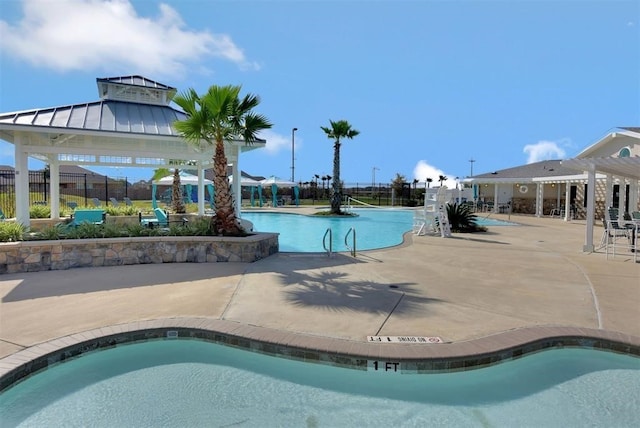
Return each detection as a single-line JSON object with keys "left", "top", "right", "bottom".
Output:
{"left": 0, "top": 168, "right": 422, "bottom": 218}
{"left": 0, "top": 169, "right": 129, "bottom": 217}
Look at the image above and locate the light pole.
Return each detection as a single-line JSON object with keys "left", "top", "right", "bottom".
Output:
{"left": 468, "top": 158, "right": 475, "bottom": 177}
{"left": 291, "top": 127, "right": 298, "bottom": 182}
{"left": 372, "top": 166, "right": 379, "bottom": 187}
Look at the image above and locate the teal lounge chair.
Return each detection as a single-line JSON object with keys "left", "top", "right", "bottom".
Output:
{"left": 141, "top": 208, "right": 188, "bottom": 229}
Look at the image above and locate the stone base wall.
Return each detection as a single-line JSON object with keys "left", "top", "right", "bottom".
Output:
{"left": 0, "top": 233, "right": 279, "bottom": 274}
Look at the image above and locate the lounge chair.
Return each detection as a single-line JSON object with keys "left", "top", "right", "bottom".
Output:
{"left": 92, "top": 198, "right": 101, "bottom": 207}
{"left": 109, "top": 197, "right": 119, "bottom": 207}
{"left": 69, "top": 209, "right": 106, "bottom": 226}
{"left": 67, "top": 201, "right": 78, "bottom": 210}
{"left": 0, "top": 207, "right": 5, "bottom": 221}
{"left": 141, "top": 208, "right": 188, "bottom": 229}
{"left": 123, "top": 197, "right": 132, "bottom": 206}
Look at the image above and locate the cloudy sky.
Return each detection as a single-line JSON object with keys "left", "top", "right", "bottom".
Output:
{"left": 0, "top": 0, "right": 638, "bottom": 186}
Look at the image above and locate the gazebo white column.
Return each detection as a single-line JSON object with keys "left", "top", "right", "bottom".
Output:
{"left": 49, "top": 157, "right": 60, "bottom": 218}
{"left": 493, "top": 185, "right": 499, "bottom": 213}
{"left": 535, "top": 183, "right": 543, "bottom": 217}
{"left": 14, "top": 136, "right": 30, "bottom": 226}
{"left": 197, "top": 164, "right": 206, "bottom": 216}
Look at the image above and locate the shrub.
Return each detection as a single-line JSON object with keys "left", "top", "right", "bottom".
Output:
{"left": 104, "top": 206, "right": 139, "bottom": 216}
{"left": 0, "top": 222, "right": 27, "bottom": 242}
{"left": 30, "top": 205, "right": 51, "bottom": 219}
{"left": 446, "top": 203, "right": 487, "bottom": 233}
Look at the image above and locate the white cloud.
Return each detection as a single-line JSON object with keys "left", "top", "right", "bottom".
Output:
{"left": 412, "top": 160, "right": 458, "bottom": 188}
{"left": 257, "top": 129, "right": 297, "bottom": 155}
{"left": 523, "top": 140, "right": 567, "bottom": 164}
{"left": 0, "top": 0, "right": 259, "bottom": 78}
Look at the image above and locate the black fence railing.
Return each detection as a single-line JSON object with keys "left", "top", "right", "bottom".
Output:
{"left": 0, "top": 168, "right": 423, "bottom": 218}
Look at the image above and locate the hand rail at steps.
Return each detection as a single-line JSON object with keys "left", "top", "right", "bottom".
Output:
{"left": 323, "top": 228, "right": 333, "bottom": 257}
{"left": 345, "top": 227, "right": 356, "bottom": 257}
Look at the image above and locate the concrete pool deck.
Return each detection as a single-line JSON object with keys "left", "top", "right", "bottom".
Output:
{"left": 1, "top": 209, "right": 639, "bottom": 378}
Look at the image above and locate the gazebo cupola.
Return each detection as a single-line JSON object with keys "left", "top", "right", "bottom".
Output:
{"left": 96, "top": 75, "right": 177, "bottom": 106}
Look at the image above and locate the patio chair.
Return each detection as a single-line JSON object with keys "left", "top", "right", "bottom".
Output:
{"left": 92, "top": 198, "right": 101, "bottom": 207}
{"left": 603, "top": 207, "right": 635, "bottom": 259}
{"left": 141, "top": 208, "right": 188, "bottom": 229}
{"left": 123, "top": 197, "right": 132, "bottom": 206}
{"left": 67, "top": 201, "right": 78, "bottom": 210}
{"left": 109, "top": 197, "right": 119, "bottom": 207}
{"left": 0, "top": 207, "right": 5, "bottom": 221}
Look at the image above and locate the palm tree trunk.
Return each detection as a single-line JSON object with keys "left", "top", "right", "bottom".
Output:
{"left": 172, "top": 169, "right": 186, "bottom": 214}
{"left": 331, "top": 141, "right": 341, "bottom": 214}
{"left": 213, "top": 140, "right": 242, "bottom": 235}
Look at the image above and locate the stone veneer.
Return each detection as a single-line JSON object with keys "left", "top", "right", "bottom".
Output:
{"left": 0, "top": 233, "right": 279, "bottom": 274}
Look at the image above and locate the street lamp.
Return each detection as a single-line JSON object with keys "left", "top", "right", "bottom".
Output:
{"left": 291, "top": 127, "right": 298, "bottom": 182}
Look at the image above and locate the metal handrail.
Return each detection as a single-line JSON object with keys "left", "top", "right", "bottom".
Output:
{"left": 345, "top": 227, "right": 356, "bottom": 257}
{"left": 323, "top": 228, "right": 333, "bottom": 257}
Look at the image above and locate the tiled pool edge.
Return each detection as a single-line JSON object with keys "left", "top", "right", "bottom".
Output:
{"left": 2, "top": 318, "right": 639, "bottom": 392}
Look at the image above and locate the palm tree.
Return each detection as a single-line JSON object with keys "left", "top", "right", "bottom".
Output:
{"left": 320, "top": 120, "right": 360, "bottom": 214}
{"left": 173, "top": 85, "right": 272, "bottom": 235}
{"left": 151, "top": 167, "right": 185, "bottom": 214}
{"left": 438, "top": 175, "right": 447, "bottom": 187}
{"left": 426, "top": 177, "right": 433, "bottom": 189}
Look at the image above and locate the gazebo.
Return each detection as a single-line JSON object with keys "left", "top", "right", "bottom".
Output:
{"left": 0, "top": 75, "right": 265, "bottom": 226}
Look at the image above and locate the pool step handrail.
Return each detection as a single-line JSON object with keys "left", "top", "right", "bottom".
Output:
{"left": 345, "top": 227, "right": 357, "bottom": 257}
{"left": 323, "top": 228, "right": 333, "bottom": 257}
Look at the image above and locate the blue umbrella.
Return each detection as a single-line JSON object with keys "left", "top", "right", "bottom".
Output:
{"left": 271, "top": 184, "right": 278, "bottom": 207}
{"left": 293, "top": 186, "right": 300, "bottom": 206}
{"left": 152, "top": 183, "right": 158, "bottom": 209}
{"left": 206, "top": 183, "right": 215, "bottom": 209}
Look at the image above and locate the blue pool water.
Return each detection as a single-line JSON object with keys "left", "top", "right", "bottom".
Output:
{"left": 1, "top": 340, "right": 638, "bottom": 427}
{"left": 242, "top": 209, "right": 517, "bottom": 252}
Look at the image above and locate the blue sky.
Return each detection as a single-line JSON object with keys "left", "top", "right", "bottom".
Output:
{"left": 0, "top": 0, "right": 638, "bottom": 186}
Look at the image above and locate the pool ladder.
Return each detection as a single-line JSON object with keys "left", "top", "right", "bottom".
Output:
{"left": 322, "top": 227, "right": 357, "bottom": 257}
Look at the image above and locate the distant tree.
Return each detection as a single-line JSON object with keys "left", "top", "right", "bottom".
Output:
{"left": 438, "top": 175, "right": 448, "bottom": 187}
{"left": 173, "top": 85, "right": 272, "bottom": 234}
{"left": 391, "top": 173, "right": 406, "bottom": 203}
{"left": 320, "top": 119, "right": 359, "bottom": 214}
{"left": 426, "top": 177, "right": 433, "bottom": 188}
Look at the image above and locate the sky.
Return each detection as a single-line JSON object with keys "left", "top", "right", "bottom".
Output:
{"left": 0, "top": 0, "right": 638, "bottom": 187}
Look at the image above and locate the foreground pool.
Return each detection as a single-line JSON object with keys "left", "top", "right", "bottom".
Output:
{"left": 1, "top": 340, "right": 638, "bottom": 427}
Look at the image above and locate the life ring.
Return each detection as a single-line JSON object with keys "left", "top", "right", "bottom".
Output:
{"left": 519, "top": 185, "right": 529, "bottom": 194}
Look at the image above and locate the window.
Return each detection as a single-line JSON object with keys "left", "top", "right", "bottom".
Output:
{"left": 619, "top": 147, "right": 631, "bottom": 157}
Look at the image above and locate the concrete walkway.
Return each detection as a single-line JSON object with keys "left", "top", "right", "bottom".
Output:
{"left": 1, "top": 210, "right": 638, "bottom": 360}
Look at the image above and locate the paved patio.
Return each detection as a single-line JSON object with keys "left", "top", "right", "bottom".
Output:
{"left": 1, "top": 210, "right": 638, "bottom": 364}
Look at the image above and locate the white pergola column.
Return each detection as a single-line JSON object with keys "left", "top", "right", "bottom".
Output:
{"left": 14, "top": 136, "right": 30, "bottom": 226}
{"left": 229, "top": 147, "right": 241, "bottom": 217}
{"left": 584, "top": 166, "right": 596, "bottom": 252}
{"left": 563, "top": 181, "right": 571, "bottom": 221}
{"left": 49, "top": 157, "right": 60, "bottom": 218}
{"left": 493, "top": 184, "right": 499, "bottom": 213}
{"left": 605, "top": 175, "right": 613, "bottom": 209}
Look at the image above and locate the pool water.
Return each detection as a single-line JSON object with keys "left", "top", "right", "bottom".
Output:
{"left": 242, "top": 209, "right": 517, "bottom": 252}
{"left": 1, "top": 340, "right": 638, "bottom": 427}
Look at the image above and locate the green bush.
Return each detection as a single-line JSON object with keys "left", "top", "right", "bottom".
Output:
{"left": 104, "top": 206, "right": 139, "bottom": 216}
{"left": 30, "top": 205, "right": 51, "bottom": 219}
{"left": 0, "top": 222, "right": 27, "bottom": 242}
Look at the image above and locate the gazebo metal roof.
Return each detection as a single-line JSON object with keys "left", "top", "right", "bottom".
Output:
{"left": 0, "top": 75, "right": 266, "bottom": 224}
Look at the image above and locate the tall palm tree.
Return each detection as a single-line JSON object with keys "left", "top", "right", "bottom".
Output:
{"left": 438, "top": 175, "right": 448, "bottom": 187}
{"left": 320, "top": 119, "right": 360, "bottom": 214}
{"left": 151, "top": 167, "right": 185, "bottom": 214}
{"left": 173, "top": 85, "right": 272, "bottom": 235}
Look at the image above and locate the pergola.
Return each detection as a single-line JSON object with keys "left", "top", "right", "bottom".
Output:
{"left": 561, "top": 128, "right": 640, "bottom": 252}
{"left": 0, "top": 75, "right": 265, "bottom": 227}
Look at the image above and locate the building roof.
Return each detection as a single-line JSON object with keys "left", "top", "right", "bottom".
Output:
{"left": 470, "top": 160, "right": 579, "bottom": 182}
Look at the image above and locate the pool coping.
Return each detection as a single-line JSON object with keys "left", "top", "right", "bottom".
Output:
{"left": 2, "top": 318, "right": 639, "bottom": 392}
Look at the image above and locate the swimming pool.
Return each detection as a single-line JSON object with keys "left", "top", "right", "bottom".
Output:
{"left": 242, "top": 209, "right": 517, "bottom": 252}
{"left": 1, "top": 340, "right": 638, "bottom": 427}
